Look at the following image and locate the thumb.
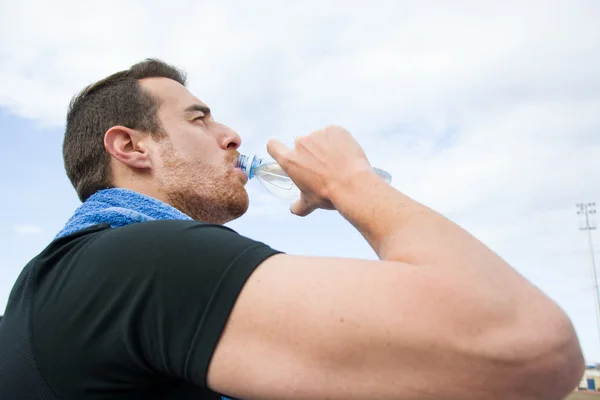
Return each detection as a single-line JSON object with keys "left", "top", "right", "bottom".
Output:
{"left": 266, "top": 138, "right": 290, "bottom": 165}
{"left": 290, "top": 196, "right": 316, "bottom": 217}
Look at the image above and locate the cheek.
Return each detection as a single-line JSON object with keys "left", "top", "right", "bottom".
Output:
{"left": 164, "top": 126, "right": 224, "bottom": 166}
{"left": 173, "top": 136, "right": 209, "bottom": 161}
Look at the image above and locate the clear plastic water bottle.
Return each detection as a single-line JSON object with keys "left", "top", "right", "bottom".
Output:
{"left": 237, "top": 154, "right": 392, "bottom": 201}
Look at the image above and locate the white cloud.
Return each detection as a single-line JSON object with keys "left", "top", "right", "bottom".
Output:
{"left": 13, "top": 224, "right": 43, "bottom": 235}
{"left": 1, "top": 0, "right": 600, "bottom": 362}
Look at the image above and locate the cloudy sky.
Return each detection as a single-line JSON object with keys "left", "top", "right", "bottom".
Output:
{"left": 1, "top": 0, "right": 600, "bottom": 363}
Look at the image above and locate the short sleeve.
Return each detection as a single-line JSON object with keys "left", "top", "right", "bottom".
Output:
{"left": 34, "top": 220, "right": 282, "bottom": 395}
{"left": 125, "top": 221, "right": 283, "bottom": 386}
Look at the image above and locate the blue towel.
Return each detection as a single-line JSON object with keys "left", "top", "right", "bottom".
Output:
{"left": 55, "top": 188, "right": 232, "bottom": 400}
{"left": 55, "top": 188, "right": 193, "bottom": 239}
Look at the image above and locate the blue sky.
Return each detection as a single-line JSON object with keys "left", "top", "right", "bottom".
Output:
{"left": 1, "top": 0, "right": 600, "bottom": 364}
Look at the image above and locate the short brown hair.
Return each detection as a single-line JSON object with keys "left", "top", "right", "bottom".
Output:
{"left": 63, "top": 58, "right": 187, "bottom": 202}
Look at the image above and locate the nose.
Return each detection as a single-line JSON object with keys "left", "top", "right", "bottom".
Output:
{"left": 214, "top": 122, "right": 242, "bottom": 150}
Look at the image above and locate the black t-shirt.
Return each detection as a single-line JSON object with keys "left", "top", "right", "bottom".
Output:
{"left": 0, "top": 220, "right": 282, "bottom": 399}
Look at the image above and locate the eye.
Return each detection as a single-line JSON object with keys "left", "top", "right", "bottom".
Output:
{"left": 193, "top": 115, "right": 205, "bottom": 122}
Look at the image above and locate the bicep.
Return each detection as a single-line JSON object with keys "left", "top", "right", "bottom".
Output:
{"left": 206, "top": 253, "right": 491, "bottom": 400}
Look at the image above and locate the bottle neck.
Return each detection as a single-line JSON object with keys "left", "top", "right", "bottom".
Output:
{"left": 237, "top": 154, "right": 264, "bottom": 179}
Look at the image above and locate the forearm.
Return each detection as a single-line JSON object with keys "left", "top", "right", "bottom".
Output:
{"left": 331, "top": 169, "right": 584, "bottom": 399}
{"left": 331, "top": 168, "right": 539, "bottom": 330}
{"left": 332, "top": 169, "right": 522, "bottom": 280}
{"left": 331, "top": 168, "right": 565, "bottom": 349}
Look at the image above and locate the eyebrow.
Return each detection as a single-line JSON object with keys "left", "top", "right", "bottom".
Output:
{"left": 184, "top": 104, "right": 211, "bottom": 116}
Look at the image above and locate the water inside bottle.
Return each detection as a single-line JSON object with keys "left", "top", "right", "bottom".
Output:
{"left": 255, "top": 164, "right": 294, "bottom": 190}
{"left": 254, "top": 163, "right": 301, "bottom": 200}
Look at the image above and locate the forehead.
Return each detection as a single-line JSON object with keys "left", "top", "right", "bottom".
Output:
{"left": 138, "top": 77, "right": 206, "bottom": 113}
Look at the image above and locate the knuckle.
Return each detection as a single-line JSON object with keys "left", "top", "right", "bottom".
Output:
{"left": 295, "top": 135, "right": 310, "bottom": 147}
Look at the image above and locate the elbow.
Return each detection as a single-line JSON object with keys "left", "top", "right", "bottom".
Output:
{"left": 527, "top": 313, "right": 585, "bottom": 399}
{"left": 496, "top": 306, "right": 585, "bottom": 400}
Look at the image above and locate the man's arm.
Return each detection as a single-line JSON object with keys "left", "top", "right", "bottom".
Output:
{"left": 206, "top": 126, "right": 584, "bottom": 400}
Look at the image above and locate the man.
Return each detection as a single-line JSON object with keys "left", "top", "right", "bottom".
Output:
{"left": 0, "top": 59, "right": 585, "bottom": 399}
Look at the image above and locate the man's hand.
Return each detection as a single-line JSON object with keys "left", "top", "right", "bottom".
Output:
{"left": 266, "top": 125, "right": 375, "bottom": 217}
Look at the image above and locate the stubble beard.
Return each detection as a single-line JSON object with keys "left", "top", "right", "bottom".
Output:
{"left": 160, "top": 149, "right": 249, "bottom": 224}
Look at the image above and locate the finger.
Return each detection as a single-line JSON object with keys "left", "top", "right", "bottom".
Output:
{"left": 290, "top": 197, "right": 316, "bottom": 217}
{"left": 266, "top": 138, "right": 290, "bottom": 165}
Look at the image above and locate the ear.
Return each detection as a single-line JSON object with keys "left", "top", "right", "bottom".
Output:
{"left": 104, "top": 126, "right": 153, "bottom": 169}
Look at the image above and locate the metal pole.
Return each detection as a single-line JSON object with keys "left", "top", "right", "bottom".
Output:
{"left": 578, "top": 203, "right": 600, "bottom": 345}
{"left": 586, "top": 225, "right": 600, "bottom": 345}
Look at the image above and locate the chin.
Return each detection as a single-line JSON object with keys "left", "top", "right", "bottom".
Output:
{"left": 222, "top": 190, "right": 250, "bottom": 223}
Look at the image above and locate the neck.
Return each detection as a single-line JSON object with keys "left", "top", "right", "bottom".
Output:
{"left": 111, "top": 175, "right": 172, "bottom": 212}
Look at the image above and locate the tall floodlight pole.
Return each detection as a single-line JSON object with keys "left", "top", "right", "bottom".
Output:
{"left": 577, "top": 202, "right": 599, "bottom": 343}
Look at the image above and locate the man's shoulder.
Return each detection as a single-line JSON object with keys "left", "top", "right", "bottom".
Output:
{"left": 30, "top": 220, "right": 265, "bottom": 400}
{"left": 44, "top": 219, "right": 280, "bottom": 294}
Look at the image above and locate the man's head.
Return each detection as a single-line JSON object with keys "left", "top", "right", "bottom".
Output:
{"left": 64, "top": 59, "right": 249, "bottom": 224}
